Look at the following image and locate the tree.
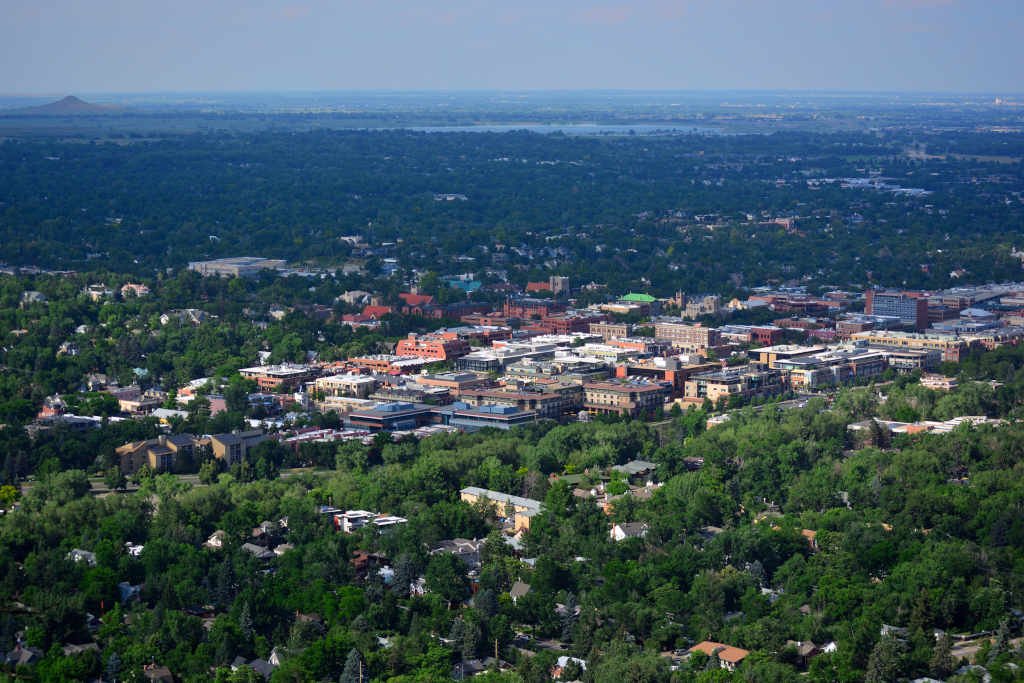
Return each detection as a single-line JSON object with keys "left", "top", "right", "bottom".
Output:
{"left": 929, "top": 632, "right": 955, "bottom": 679}
{"left": 105, "top": 651, "right": 121, "bottom": 683}
{"left": 104, "top": 467, "right": 127, "bottom": 492}
{"left": 340, "top": 648, "right": 365, "bottom": 683}
{"left": 425, "top": 553, "right": 470, "bottom": 606}
{"left": 864, "top": 636, "right": 905, "bottom": 683}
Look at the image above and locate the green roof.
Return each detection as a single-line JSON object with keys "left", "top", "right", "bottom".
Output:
{"left": 620, "top": 292, "right": 657, "bottom": 303}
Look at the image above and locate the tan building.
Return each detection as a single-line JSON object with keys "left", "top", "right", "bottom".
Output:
{"left": 314, "top": 373, "right": 380, "bottom": 400}
{"left": 683, "top": 367, "right": 787, "bottom": 405}
{"left": 583, "top": 380, "right": 670, "bottom": 417}
{"left": 460, "top": 486, "right": 542, "bottom": 532}
{"left": 117, "top": 434, "right": 197, "bottom": 474}
{"left": 205, "top": 430, "right": 267, "bottom": 465}
{"left": 653, "top": 321, "right": 721, "bottom": 352}
{"left": 238, "top": 364, "right": 320, "bottom": 391}
{"left": 589, "top": 321, "right": 631, "bottom": 342}
{"left": 849, "top": 330, "right": 968, "bottom": 363}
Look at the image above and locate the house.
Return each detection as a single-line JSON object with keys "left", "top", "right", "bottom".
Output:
{"left": 333, "top": 510, "right": 408, "bottom": 534}
{"left": 204, "top": 530, "right": 227, "bottom": 550}
{"left": 121, "top": 283, "right": 150, "bottom": 298}
{"left": 67, "top": 549, "right": 97, "bottom": 566}
{"left": 241, "top": 543, "right": 276, "bottom": 561}
{"left": 5, "top": 644, "right": 43, "bottom": 668}
{"left": 785, "top": 640, "right": 820, "bottom": 668}
{"left": 431, "top": 538, "right": 485, "bottom": 569}
{"left": 688, "top": 641, "right": 750, "bottom": 671}
{"left": 610, "top": 522, "right": 649, "bottom": 542}
{"left": 231, "top": 656, "right": 276, "bottom": 680}
{"left": 142, "top": 664, "right": 175, "bottom": 682}
{"left": 509, "top": 580, "right": 532, "bottom": 604}
{"left": 551, "top": 656, "right": 587, "bottom": 680}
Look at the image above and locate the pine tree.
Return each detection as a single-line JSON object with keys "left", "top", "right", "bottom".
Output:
{"left": 865, "top": 636, "right": 905, "bottom": 683}
{"left": 239, "top": 600, "right": 253, "bottom": 641}
{"left": 929, "top": 632, "right": 955, "bottom": 679}
{"left": 988, "top": 618, "right": 1010, "bottom": 663}
{"left": 339, "top": 648, "right": 364, "bottom": 683}
{"left": 105, "top": 652, "right": 122, "bottom": 683}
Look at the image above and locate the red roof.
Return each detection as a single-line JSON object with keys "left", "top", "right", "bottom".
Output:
{"left": 399, "top": 293, "right": 434, "bottom": 307}
{"left": 689, "top": 641, "right": 750, "bottom": 664}
{"left": 362, "top": 305, "right": 394, "bottom": 318}
{"left": 525, "top": 282, "right": 551, "bottom": 293}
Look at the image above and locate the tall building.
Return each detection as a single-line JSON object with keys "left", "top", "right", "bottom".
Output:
{"left": 865, "top": 291, "right": 929, "bottom": 331}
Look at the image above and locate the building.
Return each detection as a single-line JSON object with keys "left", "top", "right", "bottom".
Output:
{"left": 460, "top": 486, "right": 542, "bottom": 532}
{"left": 653, "top": 321, "right": 721, "bottom": 352}
{"left": 188, "top": 257, "right": 286, "bottom": 278}
{"left": 921, "top": 374, "right": 958, "bottom": 391}
{"left": 849, "top": 330, "right": 968, "bottom": 363}
{"left": 503, "top": 298, "right": 566, "bottom": 319}
{"left": 459, "top": 386, "right": 580, "bottom": 419}
{"left": 614, "top": 358, "right": 718, "bottom": 397}
{"left": 120, "top": 283, "right": 150, "bottom": 298}
{"left": 394, "top": 333, "right": 471, "bottom": 361}
{"left": 750, "top": 344, "right": 826, "bottom": 367}
{"left": 589, "top": 321, "right": 631, "bottom": 341}
{"left": 684, "top": 295, "right": 721, "bottom": 319}
{"left": 238, "top": 364, "right": 319, "bottom": 391}
{"left": 874, "top": 347, "right": 941, "bottom": 373}
{"left": 582, "top": 380, "right": 670, "bottom": 418}
{"left": 444, "top": 404, "right": 540, "bottom": 431}
{"left": 535, "top": 313, "right": 607, "bottom": 335}
{"left": 865, "top": 290, "right": 930, "bottom": 331}
{"left": 314, "top": 374, "right": 380, "bottom": 400}
{"left": 683, "top": 367, "right": 787, "bottom": 405}
{"left": 206, "top": 430, "right": 267, "bottom": 465}
{"left": 347, "top": 355, "right": 431, "bottom": 375}
{"left": 773, "top": 348, "right": 887, "bottom": 390}
{"left": 347, "top": 402, "right": 435, "bottom": 432}
{"left": 117, "top": 434, "right": 197, "bottom": 474}
{"left": 688, "top": 641, "right": 750, "bottom": 672}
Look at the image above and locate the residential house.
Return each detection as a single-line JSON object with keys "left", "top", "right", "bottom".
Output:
{"left": 688, "top": 641, "right": 750, "bottom": 672}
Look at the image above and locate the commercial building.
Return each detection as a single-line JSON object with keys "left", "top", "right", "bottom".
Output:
{"left": 849, "top": 331, "right": 968, "bottom": 363}
{"left": 314, "top": 374, "right": 380, "bottom": 400}
{"left": 347, "top": 402, "right": 435, "bottom": 432}
{"left": 865, "top": 290, "right": 929, "bottom": 331}
{"left": 444, "top": 404, "right": 540, "bottom": 431}
{"left": 188, "top": 257, "right": 286, "bottom": 278}
{"left": 614, "top": 358, "right": 718, "bottom": 397}
{"left": 394, "top": 333, "right": 471, "bottom": 361}
{"left": 582, "top": 380, "right": 670, "bottom": 418}
{"left": 653, "top": 320, "right": 721, "bottom": 352}
{"left": 459, "top": 386, "right": 580, "bottom": 419}
{"left": 683, "top": 367, "right": 787, "bottom": 405}
{"left": 238, "top": 364, "right": 320, "bottom": 391}
{"left": 750, "top": 344, "right": 826, "bottom": 367}
{"left": 772, "top": 348, "right": 887, "bottom": 389}
{"left": 589, "top": 321, "right": 631, "bottom": 341}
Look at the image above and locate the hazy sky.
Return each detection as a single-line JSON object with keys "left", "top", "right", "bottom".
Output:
{"left": 2, "top": 0, "right": 1021, "bottom": 94}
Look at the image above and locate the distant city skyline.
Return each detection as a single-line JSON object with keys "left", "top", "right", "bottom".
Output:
{"left": 2, "top": 0, "right": 1022, "bottom": 94}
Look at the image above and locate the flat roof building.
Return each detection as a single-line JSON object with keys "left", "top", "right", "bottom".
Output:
{"left": 188, "top": 257, "right": 286, "bottom": 278}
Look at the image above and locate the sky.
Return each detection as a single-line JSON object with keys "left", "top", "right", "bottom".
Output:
{"left": 1, "top": 0, "right": 1022, "bottom": 94}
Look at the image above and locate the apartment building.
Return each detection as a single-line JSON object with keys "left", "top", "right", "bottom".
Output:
{"left": 582, "top": 380, "right": 670, "bottom": 418}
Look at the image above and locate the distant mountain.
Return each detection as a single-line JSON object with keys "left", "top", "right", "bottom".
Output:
{"left": 2, "top": 95, "right": 123, "bottom": 116}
